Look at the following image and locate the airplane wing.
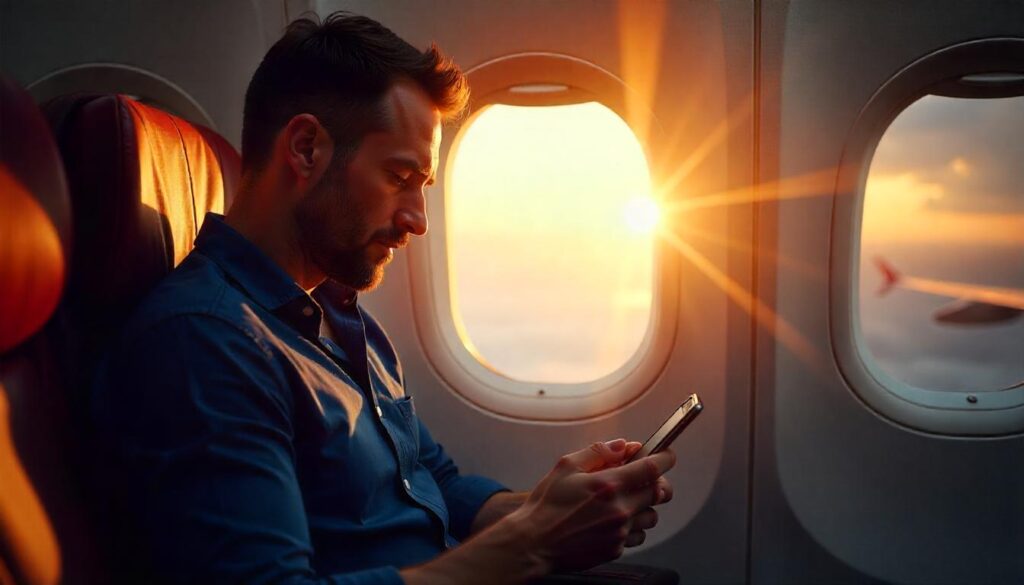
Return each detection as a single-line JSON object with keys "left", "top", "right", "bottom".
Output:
{"left": 932, "top": 299, "right": 1024, "bottom": 324}
{"left": 874, "top": 256, "right": 1024, "bottom": 325}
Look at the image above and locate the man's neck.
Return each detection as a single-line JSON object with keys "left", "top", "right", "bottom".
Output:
{"left": 225, "top": 191, "right": 326, "bottom": 292}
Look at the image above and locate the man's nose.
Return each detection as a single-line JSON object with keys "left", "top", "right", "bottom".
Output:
{"left": 395, "top": 189, "right": 428, "bottom": 236}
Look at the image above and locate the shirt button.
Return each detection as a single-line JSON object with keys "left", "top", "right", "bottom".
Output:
{"left": 301, "top": 306, "right": 314, "bottom": 317}
{"left": 375, "top": 406, "right": 383, "bottom": 418}
{"left": 402, "top": 479, "right": 411, "bottom": 491}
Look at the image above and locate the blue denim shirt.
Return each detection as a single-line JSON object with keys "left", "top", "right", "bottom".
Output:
{"left": 91, "top": 214, "right": 507, "bottom": 584}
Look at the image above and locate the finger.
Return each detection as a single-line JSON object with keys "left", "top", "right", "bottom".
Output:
{"left": 624, "top": 530, "right": 646, "bottom": 547}
{"left": 604, "top": 441, "right": 643, "bottom": 469}
{"left": 632, "top": 507, "right": 658, "bottom": 531}
{"left": 599, "top": 449, "right": 676, "bottom": 491}
{"left": 623, "top": 441, "right": 643, "bottom": 462}
{"left": 622, "top": 483, "right": 661, "bottom": 514}
{"left": 655, "top": 476, "right": 673, "bottom": 505}
{"left": 556, "top": 439, "right": 630, "bottom": 473}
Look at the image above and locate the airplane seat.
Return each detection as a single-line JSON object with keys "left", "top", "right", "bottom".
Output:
{"left": 53, "top": 90, "right": 241, "bottom": 462}
{"left": 43, "top": 93, "right": 235, "bottom": 367}
{"left": 0, "top": 76, "right": 98, "bottom": 585}
{"left": 36, "top": 91, "right": 239, "bottom": 578}
{"left": 0, "top": 87, "right": 238, "bottom": 585}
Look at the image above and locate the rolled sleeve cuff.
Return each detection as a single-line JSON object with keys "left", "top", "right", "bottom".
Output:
{"left": 442, "top": 474, "right": 510, "bottom": 541}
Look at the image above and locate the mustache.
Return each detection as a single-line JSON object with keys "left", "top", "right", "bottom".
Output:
{"left": 371, "top": 228, "right": 410, "bottom": 249}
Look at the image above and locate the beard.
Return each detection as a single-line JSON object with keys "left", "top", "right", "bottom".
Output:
{"left": 295, "top": 163, "right": 399, "bottom": 291}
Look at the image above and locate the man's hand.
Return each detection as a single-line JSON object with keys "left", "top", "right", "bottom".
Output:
{"left": 400, "top": 439, "right": 675, "bottom": 585}
{"left": 507, "top": 439, "right": 676, "bottom": 573}
{"left": 469, "top": 439, "right": 673, "bottom": 536}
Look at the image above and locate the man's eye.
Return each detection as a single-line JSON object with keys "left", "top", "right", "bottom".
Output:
{"left": 389, "top": 172, "right": 409, "bottom": 188}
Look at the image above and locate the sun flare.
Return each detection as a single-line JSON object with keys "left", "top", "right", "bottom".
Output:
{"left": 623, "top": 196, "right": 661, "bottom": 234}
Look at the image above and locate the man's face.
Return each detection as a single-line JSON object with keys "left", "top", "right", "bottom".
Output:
{"left": 296, "top": 81, "right": 442, "bottom": 291}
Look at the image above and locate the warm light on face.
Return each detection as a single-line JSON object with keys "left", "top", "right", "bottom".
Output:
{"left": 446, "top": 101, "right": 655, "bottom": 383}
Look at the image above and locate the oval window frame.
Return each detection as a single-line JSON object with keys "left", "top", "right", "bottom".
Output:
{"left": 831, "top": 38, "right": 1024, "bottom": 436}
{"left": 27, "top": 63, "right": 215, "bottom": 129}
{"left": 407, "top": 53, "right": 680, "bottom": 421}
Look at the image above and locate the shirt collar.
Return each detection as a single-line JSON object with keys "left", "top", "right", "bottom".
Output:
{"left": 193, "top": 212, "right": 308, "bottom": 312}
{"left": 315, "top": 279, "right": 359, "bottom": 309}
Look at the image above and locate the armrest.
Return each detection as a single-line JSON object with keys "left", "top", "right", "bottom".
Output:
{"left": 532, "top": 562, "right": 679, "bottom": 585}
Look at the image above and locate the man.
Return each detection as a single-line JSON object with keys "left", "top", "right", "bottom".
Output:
{"left": 92, "top": 12, "right": 675, "bottom": 584}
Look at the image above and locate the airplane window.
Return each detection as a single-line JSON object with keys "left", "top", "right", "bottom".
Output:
{"left": 860, "top": 94, "right": 1024, "bottom": 393}
{"left": 446, "top": 102, "right": 656, "bottom": 384}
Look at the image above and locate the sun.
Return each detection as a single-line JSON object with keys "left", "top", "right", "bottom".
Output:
{"left": 623, "top": 196, "right": 661, "bottom": 234}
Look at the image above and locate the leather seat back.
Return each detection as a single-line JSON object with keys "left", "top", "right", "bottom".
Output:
{"left": 0, "top": 82, "right": 240, "bottom": 584}
{"left": 45, "top": 93, "right": 241, "bottom": 417}
{"left": 46, "top": 94, "right": 239, "bottom": 337}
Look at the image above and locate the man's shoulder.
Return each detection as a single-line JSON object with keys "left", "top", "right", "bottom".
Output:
{"left": 122, "top": 252, "right": 271, "bottom": 345}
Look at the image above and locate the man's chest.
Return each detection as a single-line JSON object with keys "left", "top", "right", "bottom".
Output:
{"left": 276, "top": 322, "right": 427, "bottom": 516}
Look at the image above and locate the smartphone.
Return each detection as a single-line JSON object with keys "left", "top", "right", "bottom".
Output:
{"left": 628, "top": 394, "right": 703, "bottom": 462}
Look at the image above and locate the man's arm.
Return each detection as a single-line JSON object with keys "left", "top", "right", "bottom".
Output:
{"left": 415, "top": 418, "right": 510, "bottom": 540}
{"left": 401, "top": 441, "right": 676, "bottom": 585}
{"left": 469, "top": 491, "right": 528, "bottom": 535}
{"left": 92, "top": 315, "right": 403, "bottom": 585}
{"left": 96, "top": 315, "right": 675, "bottom": 584}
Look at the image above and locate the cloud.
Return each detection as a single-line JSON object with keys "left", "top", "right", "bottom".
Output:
{"left": 862, "top": 171, "right": 1024, "bottom": 245}
{"left": 870, "top": 95, "right": 1024, "bottom": 214}
{"left": 949, "top": 157, "right": 971, "bottom": 178}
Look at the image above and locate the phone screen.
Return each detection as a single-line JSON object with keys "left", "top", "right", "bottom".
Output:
{"left": 629, "top": 394, "right": 703, "bottom": 461}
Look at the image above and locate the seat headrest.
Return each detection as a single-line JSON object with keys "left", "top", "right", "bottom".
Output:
{"left": 44, "top": 94, "right": 240, "bottom": 316}
{"left": 0, "top": 76, "right": 71, "bottom": 353}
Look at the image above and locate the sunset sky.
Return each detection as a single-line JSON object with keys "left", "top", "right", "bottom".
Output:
{"left": 863, "top": 95, "right": 1024, "bottom": 247}
{"left": 446, "top": 102, "right": 656, "bottom": 384}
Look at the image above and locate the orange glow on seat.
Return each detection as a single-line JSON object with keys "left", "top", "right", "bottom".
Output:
{"left": 0, "top": 386, "right": 62, "bottom": 585}
{"left": 124, "top": 98, "right": 226, "bottom": 267}
{"left": 0, "top": 166, "right": 65, "bottom": 352}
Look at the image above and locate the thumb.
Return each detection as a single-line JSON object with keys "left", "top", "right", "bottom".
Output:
{"left": 557, "top": 439, "right": 629, "bottom": 473}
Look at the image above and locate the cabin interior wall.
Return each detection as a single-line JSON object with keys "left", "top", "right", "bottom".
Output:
{"left": 753, "top": 1, "right": 1024, "bottom": 583}
{"left": 0, "top": 0, "right": 287, "bottom": 145}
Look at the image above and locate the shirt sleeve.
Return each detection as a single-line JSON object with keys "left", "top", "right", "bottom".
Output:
{"left": 91, "top": 314, "right": 405, "bottom": 585}
{"left": 414, "top": 418, "right": 509, "bottom": 541}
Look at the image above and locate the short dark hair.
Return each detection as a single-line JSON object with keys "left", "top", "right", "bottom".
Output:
{"left": 241, "top": 12, "right": 469, "bottom": 173}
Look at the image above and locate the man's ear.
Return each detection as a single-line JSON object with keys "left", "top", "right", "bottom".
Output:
{"left": 282, "top": 113, "right": 334, "bottom": 188}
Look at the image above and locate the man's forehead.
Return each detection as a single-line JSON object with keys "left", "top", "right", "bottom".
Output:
{"left": 384, "top": 81, "right": 442, "bottom": 141}
{"left": 379, "top": 81, "right": 442, "bottom": 169}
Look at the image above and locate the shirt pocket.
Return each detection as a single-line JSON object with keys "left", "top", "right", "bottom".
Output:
{"left": 381, "top": 395, "right": 420, "bottom": 463}
{"left": 393, "top": 395, "right": 416, "bottom": 423}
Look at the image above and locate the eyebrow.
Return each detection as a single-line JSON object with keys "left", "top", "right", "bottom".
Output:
{"left": 388, "top": 156, "right": 435, "bottom": 186}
